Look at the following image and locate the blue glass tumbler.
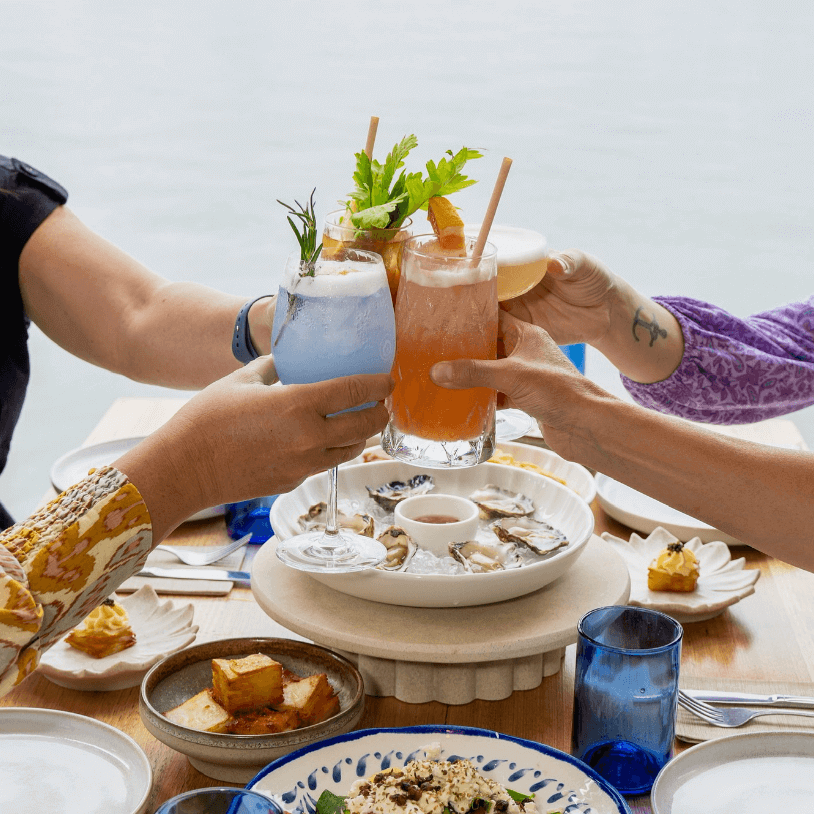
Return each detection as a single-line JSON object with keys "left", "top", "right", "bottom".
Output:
{"left": 153, "top": 786, "right": 281, "bottom": 814}
{"left": 571, "top": 605, "right": 683, "bottom": 795}
{"left": 224, "top": 495, "right": 278, "bottom": 543}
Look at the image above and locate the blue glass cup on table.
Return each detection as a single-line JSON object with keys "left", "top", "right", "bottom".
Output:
{"left": 571, "top": 605, "right": 683, "bottom": 796}
{"left": 225, "top": 495, "right": 278, "bottom": 543}
{"left": 271, "top": 247, "right": 396, "bottom": 573}
{"left": 152, "top": 786, "right": 282, "bottom": 814}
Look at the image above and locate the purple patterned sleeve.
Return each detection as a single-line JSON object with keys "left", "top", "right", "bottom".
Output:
{"left": 621, "top": 296, "right": 814, "bottom": 424}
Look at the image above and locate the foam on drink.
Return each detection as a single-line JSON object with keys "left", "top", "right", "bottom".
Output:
{"left": 464, "top": 224, "right": 548, "bottom": 301}
{"left": 287, "top": 258, "right": 387, "bottom": 298}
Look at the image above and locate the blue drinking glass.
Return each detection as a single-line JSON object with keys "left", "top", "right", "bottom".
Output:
{"left": 225, "top": 495, "right": 278, "bottom": 543}
{"left": 152, "top": 786, "right": 282, "bottom": 814}
{"left": 571, "top": 605, "right": 683, "bottom": 796}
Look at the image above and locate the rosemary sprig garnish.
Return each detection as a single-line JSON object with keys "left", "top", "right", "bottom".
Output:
{"left": 274, "top": 189, "right": 322, "bottom": 347}
{"left": 277, "top": 189, "right": 322, "bottom": 275}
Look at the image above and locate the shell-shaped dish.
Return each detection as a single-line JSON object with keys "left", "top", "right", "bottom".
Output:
{"left": 601, "top": 526, "right": 760, "bottom": 623}
{"left": 38, "top": 585, "right": 198, "bottom": 691}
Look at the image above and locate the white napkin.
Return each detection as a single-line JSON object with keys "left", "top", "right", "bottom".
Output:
{"left": 117, "top": 545, "right": 248, "bottom": 596}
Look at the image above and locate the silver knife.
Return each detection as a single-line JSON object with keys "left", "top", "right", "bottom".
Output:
{"left": 137, "top": 566, "right": 251, "bottom": 582}
{"left": 685, "top": 689, "right": 814, "bottom": 709}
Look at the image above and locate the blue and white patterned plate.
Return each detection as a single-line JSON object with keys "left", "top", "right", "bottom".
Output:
{"left": 247, "top": 725, "right": 630, "bottom": 814}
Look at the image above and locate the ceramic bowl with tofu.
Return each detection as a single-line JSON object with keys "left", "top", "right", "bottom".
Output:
{"left": 139, "top": 637, "right": 364, "bottom": 783}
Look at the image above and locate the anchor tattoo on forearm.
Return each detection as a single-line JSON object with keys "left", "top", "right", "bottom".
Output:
{"left": 632, "top": 306, "right": 667, "bottom": 347}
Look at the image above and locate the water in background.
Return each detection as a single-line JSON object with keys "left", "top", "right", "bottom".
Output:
{"left": 3, "top": 0, "right": 813, "bottom": 520}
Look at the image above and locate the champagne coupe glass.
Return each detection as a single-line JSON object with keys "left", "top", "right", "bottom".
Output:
{"left": 273, "top": 247, "right": 396, "bottom": 572}
{"left": 322, "top": 209, "right": 412, "bottom": 305}
{"left": 463, "top": 224, "right": 548, "bottom": 444}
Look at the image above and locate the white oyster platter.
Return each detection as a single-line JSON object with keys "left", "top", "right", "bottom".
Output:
{"left": 37, "top": 585, "right": 198, "bottom": 691}
{"left": 269, "top": 460, "right": 595, "bottom": 608}
{"left": 601, "top": 526, "right": 760, "bottom": 623}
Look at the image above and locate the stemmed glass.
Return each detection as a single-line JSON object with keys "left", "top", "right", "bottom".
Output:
{"left": 495, "top": 409, "right": 537, "bottom": 441}
{"left": 272, "top": 247, "right": 396, "bottom": 572}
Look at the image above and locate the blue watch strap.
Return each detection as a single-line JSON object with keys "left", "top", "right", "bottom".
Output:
{"left": 232, "top": 295, "right": 273, "bottom": 364}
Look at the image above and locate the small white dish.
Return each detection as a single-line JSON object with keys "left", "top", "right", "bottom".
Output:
{"left": 355, "top": 439, "right": 597, "bottom": 505}
{"left": 51, "top": 437, "right": 224, "bottom": 522}
{"left": 651, "top": 731, "right": 814, "bottom": 813}
{"left": 269, "top": 460, "right": 594, "bottom": 608}
{"left": 0, "top": 707, "right": 152, "bottom": 814}
{"left": 38, "top": 585, "right": 198, "bottom": 691}
{"left": 394, "top": 494, "right": 479, "bottom": 558}
{"left": 595, "top": 474, "right": 742, "bottom": 545}
{"left": 601, "top": 526, "right": 759, "bottom": 623}
{"left": 248, "top": 725, "right": 630, "bottom": 814}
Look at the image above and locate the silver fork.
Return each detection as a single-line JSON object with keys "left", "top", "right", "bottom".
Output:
{"left": 153, "top": 534, "right": 251, "bottom": 566}
{"left": 678, "top": 689, "right": 814, "bottom": 728}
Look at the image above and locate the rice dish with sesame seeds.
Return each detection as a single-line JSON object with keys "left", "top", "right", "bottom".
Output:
{"left": 343, "top": 752, "right": 539, "bottom": 814}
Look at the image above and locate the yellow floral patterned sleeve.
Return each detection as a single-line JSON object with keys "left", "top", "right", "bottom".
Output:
{"left": 0, "top": 465, "right": 152, "bottom": 695}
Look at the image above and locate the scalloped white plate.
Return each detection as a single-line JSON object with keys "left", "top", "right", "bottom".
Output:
{"left": 354, "top": 440, "right": 596, "bottom": 505}
{"left": 38, "top": 585, "right": 198, "bottom": 691}
{"left": 601, "top": 526, "right": 760, "bottom": 623}
{"left": 268, "top": 460, "right": 594, "bottom": 608}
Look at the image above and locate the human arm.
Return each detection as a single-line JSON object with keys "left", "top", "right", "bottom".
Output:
{"left": 0, "top": 359, "right": 392, "bottom": 693}
{"left": 502, "top": 249, "right": 685, "bottom": 383}
{"left": 18, "top": 204, "right": 276, "bottom": 388}
{"left": 506, "top": 249, "right": 814, "bottom": 423}
{"left": 430, "top": 312, "right": 814, "bottom": 572}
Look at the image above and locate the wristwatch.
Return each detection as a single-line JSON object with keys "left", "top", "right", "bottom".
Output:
{"left": 232, "top": 295, "right": 273, "bottom": 364}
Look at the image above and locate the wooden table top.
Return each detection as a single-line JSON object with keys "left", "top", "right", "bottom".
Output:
{"left": 3, "top": 397, "right": 814, "bottom": 814}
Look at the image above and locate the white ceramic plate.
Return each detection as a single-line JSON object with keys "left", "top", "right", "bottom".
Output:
{"left": 651, "top": 731, "right": 814, "bottom": 813}
{"left": 50, "top": 437, "right": 224, "bottom": 522}
{"left": 0, "top": 708, "right": 152, "bottom": 814}
{"left": 38, "top": 585, "right": 198, "bottom": 691}
{"left": 248, "top": 725, "right": 630, "bottom": 814}
{"left": 601, "top": 527, "right": 760, "bottom": 623}
{"left": 355, "top": 440, "right": 596, "bottom": 505}
{"left": 269, "top": 460, "right": 594, "bottom": 608}
{"left": 594, "top": 473, "right": 742, "bottom": 545}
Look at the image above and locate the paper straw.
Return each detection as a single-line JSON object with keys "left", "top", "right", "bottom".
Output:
{"left": 472, "top": 157, "right": 513, "bottom": 261}
{"left": 365, "top": 116, "right": 380, "bottom": 160}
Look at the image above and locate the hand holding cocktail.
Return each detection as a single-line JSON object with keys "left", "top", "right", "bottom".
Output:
{"left": 272, "top": 192, "right": 396, "bottom": 573}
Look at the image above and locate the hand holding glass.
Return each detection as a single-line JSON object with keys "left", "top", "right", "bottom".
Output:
{"left": 272, "top": 247, "right": 396, "bottom": 572}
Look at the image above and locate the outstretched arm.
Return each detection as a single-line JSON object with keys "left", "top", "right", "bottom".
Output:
{"left": 19, "top": 205, "right": 276, "bottom": 389}
{"left": 431, "top": 312, "right": 814, "bottom": 572}
{"left": 0, "top": 361, "right": 392, "bottom": 693}
{"left": 503, "top": 249, "right": 685, "bottom": 383}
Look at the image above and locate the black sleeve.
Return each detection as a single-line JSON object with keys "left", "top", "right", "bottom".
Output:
{"left": 0, "top": 155, "right": 69, "bottom": 271}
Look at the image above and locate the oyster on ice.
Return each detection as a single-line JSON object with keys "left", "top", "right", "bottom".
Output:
{"left": 491, "top": 516, "right": 569, "bottom": 556}
{"left": 375, "top": 526, "right": 416, "bottom": 572}
{"left": 449, "top": 540, "right": 521, "bottom": 573}
{"left": 365, "top": 474, "right": 435, "bottom": 511}
{"left": 468, "top": 485, "right": 534, "bottom": 520}
{"left": 298, "top": 502, "right": 375, "bottom": 537}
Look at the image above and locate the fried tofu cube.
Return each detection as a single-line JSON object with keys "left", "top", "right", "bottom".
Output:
{"left": 165, "top": 689, "right": 230, "bottom": 733}
{"left": 212, "top": 653, "right": 283, "bottom": 713}
{"left": 277, "top": 673, "right": 340, "bottom": 726}
{"left": 226, "top": 708, "right": 300, "bottom": 735}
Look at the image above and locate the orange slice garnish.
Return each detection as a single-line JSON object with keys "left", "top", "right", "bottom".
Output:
{"left": 427, "top": 196, "right": 466, "bottom": 255}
